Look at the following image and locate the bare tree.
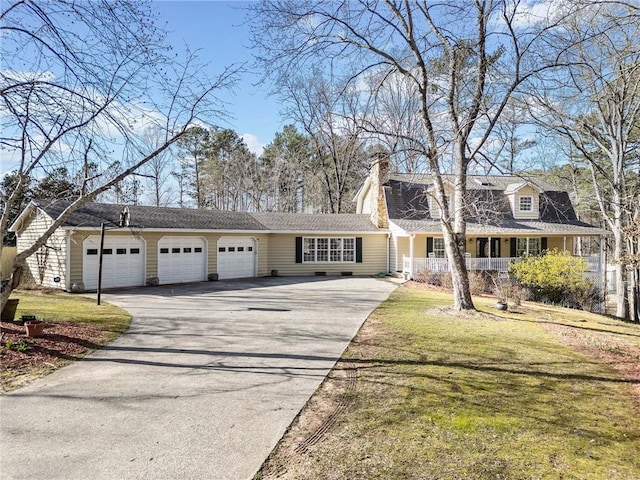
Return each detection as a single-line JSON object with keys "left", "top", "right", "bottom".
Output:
{"left": 529, "top": 1, "right": 640, "bottom": 319}
{"left": 141, "top": 126, "right": 176, "bottom": 207}
{"left": 280, "top": 73, "right": 369, "bottom": 213}
{"left": 0, "top": 0, "right": 237, "bottom": 310}
{"left": 250, "top": 0, "right": 581, "bottom": 310}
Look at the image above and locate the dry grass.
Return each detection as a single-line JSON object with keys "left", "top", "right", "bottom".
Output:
{"left": 257, "top": 283, "right": 640, "bottom": 480}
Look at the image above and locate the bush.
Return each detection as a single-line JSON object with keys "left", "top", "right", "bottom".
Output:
{"left": 468, "top": 271, "right": 492, "bottom": 295}
{"left": 509, "top": 249, "right": 594, "bottom": 308}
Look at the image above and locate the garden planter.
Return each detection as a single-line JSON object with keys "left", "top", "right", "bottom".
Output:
{"left": 495, "top": 301, "right": 508, "bottom": 311}
{"left": 25, "top": 320, "right": 45, "bottom": 338}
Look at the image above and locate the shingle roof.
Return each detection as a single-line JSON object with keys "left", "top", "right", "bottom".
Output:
{"left": 389, "top": 173, "right": 561, "bottom": 192}
{"left": 34, "top": 200, "right": 382, "bottom": 233}
{"left": 385, "top": 178, "right": 580, "bottom": 223}
{"left": 391, "top": 219, "right": 606, "bottom": 235}
{"left": 251, "top": 212, "right": 381, "bottom": 232}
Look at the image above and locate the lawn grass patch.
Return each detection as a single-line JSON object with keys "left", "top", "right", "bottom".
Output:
{"left": 1, "top": 289, "right": 130, "bottom": 392}
{"left": 258, "top": 285, "right": 640, "bottom": 480}
{"left": 13, "top": 289, "right": 129, "bottom": 339}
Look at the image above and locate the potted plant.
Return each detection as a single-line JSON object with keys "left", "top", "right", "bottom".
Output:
{"left": 24, "top": 319, "right": 45, "bottom": 338}
{"left": 492, "top": 277, "right": 511, "bottom": 311}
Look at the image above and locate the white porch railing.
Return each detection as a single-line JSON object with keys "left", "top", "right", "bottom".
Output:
{"left": 403, "top": 254, "right": 603, "bottom": 277}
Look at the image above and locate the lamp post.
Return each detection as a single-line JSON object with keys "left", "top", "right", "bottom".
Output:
{"left": 97, "top": 207, "right": 130, "bottom": 305}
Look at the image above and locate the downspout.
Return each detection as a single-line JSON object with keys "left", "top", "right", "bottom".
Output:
{"left": 409, "top": 234, "right": 415, "bottom": 280}
{"left": 65, "top": 231, "right": 71, "bottom": 292}
{"left": 386, "top": 232, "right": 390, "bottom": 274}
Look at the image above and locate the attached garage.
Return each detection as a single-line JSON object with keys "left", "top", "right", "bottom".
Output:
{"left": 83, "top": 235, "right": 145, "bottom": 290}
{"left": 217, "top": 236, "right": 256, "bottom": 280}
{"left": 158, "top": 236, "right": 207, "bottom": 285}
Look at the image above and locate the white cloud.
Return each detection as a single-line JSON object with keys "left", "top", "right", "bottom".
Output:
{"left": 241, "top": 133, "right": 266, "bottom": 156}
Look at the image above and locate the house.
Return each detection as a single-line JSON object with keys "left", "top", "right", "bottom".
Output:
{"left": 353, "top": 159, "right": 606, "bottom": 278}
{"left": 10, "top": 201, "right": 389, "bottom": 292}
{"left": 10, "top": 160, "right": 605, "bottom": 292}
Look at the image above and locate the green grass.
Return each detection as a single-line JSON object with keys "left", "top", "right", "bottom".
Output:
{"left": 262, "top": 287, "right": 640, "bottom": 479}
{"left": 13, "top": 289, "right": 130, "bottom": 340}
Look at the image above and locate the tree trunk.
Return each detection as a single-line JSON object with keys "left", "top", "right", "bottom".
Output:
{"left": 612, "top": 228, "right": 629, "bottom": 319}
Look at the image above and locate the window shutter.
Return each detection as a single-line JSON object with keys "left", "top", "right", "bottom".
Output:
{"left": 427, "top": 237, "right": 434, "bottom": 254}
{"left": 356, "top": 237, "right": 363, "bottom": 263}
{"left": 295, "top": 237, "right": 303, "bottom": 263}
{"left": 510, "top": 238, "right": 517, "bottom": 257}
{"left": 541, "top": 237, "right": 548, "bottom": 252}
{"left": 427, "top": 237, "right": 433, "bottom": 257}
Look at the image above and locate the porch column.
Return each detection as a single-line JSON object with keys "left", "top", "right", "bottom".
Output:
{"left": 409, "top": 234, "right": 415, "bottom": 280}
{"left": 488, "top": 236, "right": 492, "bottom": 269}
{"left": 563, "top": 236, "right": 567, "bottom": 252}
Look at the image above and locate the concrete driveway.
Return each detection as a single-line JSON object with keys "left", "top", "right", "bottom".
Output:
{"left": 0, "top": 276, "right": 397, "bottom": 480}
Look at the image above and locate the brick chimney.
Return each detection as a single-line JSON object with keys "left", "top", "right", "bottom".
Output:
{"left": 370, "top": 154, "right": 389, "bottom": 229}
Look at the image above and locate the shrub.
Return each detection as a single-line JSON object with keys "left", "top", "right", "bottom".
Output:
{"left": 509, "top": 249, "right": 593, "bottom": 308}
{"left": 468, "top": 271, "right": 492, "bottom": 295}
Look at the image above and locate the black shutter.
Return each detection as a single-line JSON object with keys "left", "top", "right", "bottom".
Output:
{"left": 541, "top": 237, "right": 548, "bottom": 252}
{"left": 356, "top": 237, "right": 363, "bottom": 263}
{"left": 510, "top": 238, "right": 517, "bottom": 257}
{"left": 295, "top": 237, "right": 303, "bottom": 263}
{"left": 427, "top": 237, "right": 434, "bottom": 254}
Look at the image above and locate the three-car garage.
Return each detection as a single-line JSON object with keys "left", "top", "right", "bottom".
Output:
{"left": 82, "top": 234, "right": 259, "bottom": 290}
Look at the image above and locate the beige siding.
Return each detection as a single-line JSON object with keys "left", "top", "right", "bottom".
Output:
{"left": 547, "top": 236, "right": 573, "bottom": 252}
{"left": 266, "top": 234, "right": 388, "bottom": 276}
{"left": 389, "top": 237, "right": 398, "bottom": 272}
{"left": 395, "top": 236, "right": 410, "bottom": 271}
{"left": 361, "top": 188, "right": 374, "bottom": 215}
{"left": 508, "top": 185, "right": 540, "bottom": 220}
{"left": 16, "top": 209, "right": 68, "bottom": 289}
{"left": 1, "top": 246, "right": 17, "bottom": 280}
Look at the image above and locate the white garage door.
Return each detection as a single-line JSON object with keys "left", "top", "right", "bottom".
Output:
{"left": 83, "top": 236, "right": 145, "bottom": 290}
{"left": 217, "top": 237, "right": 256, "bottom": 280}
{"left": 158, "top": 236, "right": 207, "bottom": 285}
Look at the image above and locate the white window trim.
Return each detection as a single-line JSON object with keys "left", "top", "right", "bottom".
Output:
{"left": 303, "top": 236, "right": 356, "bottom": 263}
{"left": 516, "top": 237, "right": 541, "bottom": 256}
{"left": 519, "top": 195, "right": 533, "bottom": 212}
{"left": 432, "top": 238, "right": 446, "bottom": 258}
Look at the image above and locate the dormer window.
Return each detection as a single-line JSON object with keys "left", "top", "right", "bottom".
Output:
{"left": 519, "top": 196, "right": 533, "bottom": 212}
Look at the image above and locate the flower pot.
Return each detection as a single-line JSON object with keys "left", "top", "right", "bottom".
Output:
{"left": 495, "top": 301, "right": 508, "bottom": 311}
{"left": 25, "top": 320, "right": 45, "bottom": 338}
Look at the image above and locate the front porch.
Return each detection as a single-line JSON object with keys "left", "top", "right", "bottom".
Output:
{"left": 402, "top": 254, "right": 602, "bottom": 277}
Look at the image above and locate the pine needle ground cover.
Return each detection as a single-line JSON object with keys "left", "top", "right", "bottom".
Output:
{"left": 258, "top": 284, "right": 640, "bottom": 480}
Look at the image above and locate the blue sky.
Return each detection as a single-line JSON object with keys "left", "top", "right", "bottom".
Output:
{"left": 154, "top": 0, "right": 282, "bottom": 155}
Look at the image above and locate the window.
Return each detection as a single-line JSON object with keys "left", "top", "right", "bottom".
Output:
{"left": 228, "top": 247, "right": 235, "bottom": 252}
{"left": 195, "top": 247, "right": 202, "bottom": 253}
{"left": 87, "top": 249, "right": 98, "bottom": 255}
{"left": 130, "top": 248, "right": 140, "bottom": 254}
{"left": 160, "top": 248, "right": 169, "bottom": 254}
{"left": 103, "top": 249, "right": 112, "bottom": 255}
{"left": 218, "top": 247, "right": 226, "bottom": 253}
{"left": 172, "top": 248, "right": 180, "bottom": 253}
{"left": 247, "top": 246, "right": 253, "bottom": 252}
{"left": 183, "top": 247, "right": 192, "bottom": 253}
{"left": 516, "top": 237, "right": 541, "bottom": 256}
{"left": 238, "top": 247, "right": 244, "bottom": 252}
{"left": 116, "top": 248, "right": 126, "bottom": 255}
{"left": 303, "top": 237, "right": 355, "bottom": 263}
{"left": 519, "top": 196, "right": 533, "bottom": 212}
{"left": 433, "top": 238, "right": 446, "bottom": 258}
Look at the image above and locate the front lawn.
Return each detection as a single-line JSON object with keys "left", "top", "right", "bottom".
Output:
{"left": 1, "top": 289, "right": 131, "bottom": 392}
{"left": 257, "top": 284, "right": 640, "bottom": 479}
